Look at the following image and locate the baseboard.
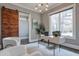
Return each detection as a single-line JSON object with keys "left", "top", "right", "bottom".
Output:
{"left": 42, "top": 40, "right": 79, "bottom": 51}
{"left": 61, "top": 43, "right": 79, "bottom": 50}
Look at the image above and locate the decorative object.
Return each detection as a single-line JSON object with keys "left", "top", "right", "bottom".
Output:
{"left": 52, "top": 31, "right": 61, "bottom": 37}
{"left": 35, "top": 24, "right": 45, "bottom": 43}
{"left": 35, "top": 24, "right": 45, "bottom": 35}
{"left": 44, "top": 31, "right": 49, "bottom": 36}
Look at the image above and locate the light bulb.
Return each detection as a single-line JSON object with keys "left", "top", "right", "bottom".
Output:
{"left": 35, "top": 7, "right": 38, "bottom": 10}
{"left": 38, "top": 4, "right": 42, "bottom": 7}
{"left": 46, "top": 4, "right": 48, "bottom": 7}
{"left": 45, "top": 8, "right": 48, "bottom": 11}
{"left": 39, "top": 10, "right": 42, "bottom": 12}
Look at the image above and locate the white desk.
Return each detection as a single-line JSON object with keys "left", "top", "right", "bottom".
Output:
{"left": 41, "top": 35, "right": 65, "bottom": 44}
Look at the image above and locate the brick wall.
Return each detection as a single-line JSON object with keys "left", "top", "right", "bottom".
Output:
{"left": 1, "top": 7, "right": 19, "bottom": 38}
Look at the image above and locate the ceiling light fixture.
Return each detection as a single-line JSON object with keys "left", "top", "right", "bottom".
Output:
{"left": 35, "top": 3, "right": 49, "bottom": 12}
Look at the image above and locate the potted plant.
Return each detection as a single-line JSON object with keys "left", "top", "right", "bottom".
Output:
{"left": 35, "top": 24, "right": 45, "bottom": 42}
{"left": 36, "top": 24, "right": 45, "bottom": 35}
{"left": 52, "top": 31, "right": 61, "bottom": 37}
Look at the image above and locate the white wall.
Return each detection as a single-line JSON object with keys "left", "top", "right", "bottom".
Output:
{"left": 41, "top": 3, "right": 79, "bottom": 46}
{"left": 41, "top": 14, "right": 49, "bottom": 31}
{"left": 0, "top": 3, "right": 41, "bottom": 43}
{"left": 66, "top": 4, "right": 79, "bottom": 46}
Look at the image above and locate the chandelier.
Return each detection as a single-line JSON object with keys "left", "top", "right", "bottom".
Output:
{"left": 34, "top": 3, "right": 48, "bottom": 12}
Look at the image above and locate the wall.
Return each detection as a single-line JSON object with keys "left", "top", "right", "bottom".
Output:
{"left": 66, "top": 3, "right": 79, "bottom": 46}
{"left": 0, "top": 3, "right": 41, "bottom": 43}
{"left": 1, "top": 7, "right": 19, "bottom": 38}
{"left": 0, "top": 6, "right": 1, "bottom": 44}
{"left": 41, "top": 14, "right": 49, "bottom": 31}
{"left": 41, "top": 3, "right": 79, "bottom": 46}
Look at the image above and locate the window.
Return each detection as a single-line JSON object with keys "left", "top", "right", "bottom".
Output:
{"left": 49, "top": 8, "right": 74, "bottom": 38}
{"left": 19, "top": 12, "right": 29, "bottom": 37}
{"left": 60, "top": 9, "right": 73, "bottom": 37}
{"left": 49, "top": 13, "right": 60, "bottom": 35}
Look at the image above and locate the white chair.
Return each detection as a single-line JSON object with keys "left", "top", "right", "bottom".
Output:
{"left": 3, "top": 37, "right": 21, "bottom": 48}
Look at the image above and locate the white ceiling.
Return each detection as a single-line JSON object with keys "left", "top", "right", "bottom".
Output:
{"left": 12, "top": 3, "right": 62, "bottom": 13}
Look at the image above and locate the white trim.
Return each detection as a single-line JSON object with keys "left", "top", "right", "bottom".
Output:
{"left": 28, "top": 13, "right": 32, "bottom": 42}
{"left": 49, "top": 15, "right": 51, "bottom": 36}
{"left": 72, "top": 3, "right": 76, "bottom": 40}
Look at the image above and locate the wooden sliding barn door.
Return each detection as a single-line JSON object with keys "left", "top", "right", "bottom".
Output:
{"left": 1, "top": 7, "right": 19, "bottom": 38}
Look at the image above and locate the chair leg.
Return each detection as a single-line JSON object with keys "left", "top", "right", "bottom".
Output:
{"left": 53, "top": 44, "right": 56, "bottom": 56}
{"left": 48, "top": 39, "right": 49, "bottom": 46}
{"left": 38, "top": 40, "right": 40, "bottom": 48}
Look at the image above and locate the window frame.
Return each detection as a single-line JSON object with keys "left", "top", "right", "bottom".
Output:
{"left": 60, "top": 8, "right": 73, "bottom": 38}
{"left": 49, "top": 4, "right": 76, "bottom": 40}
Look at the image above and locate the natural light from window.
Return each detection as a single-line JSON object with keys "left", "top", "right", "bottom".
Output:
{"left": 49, "top": 8, "right": 73, "bottom": 38}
